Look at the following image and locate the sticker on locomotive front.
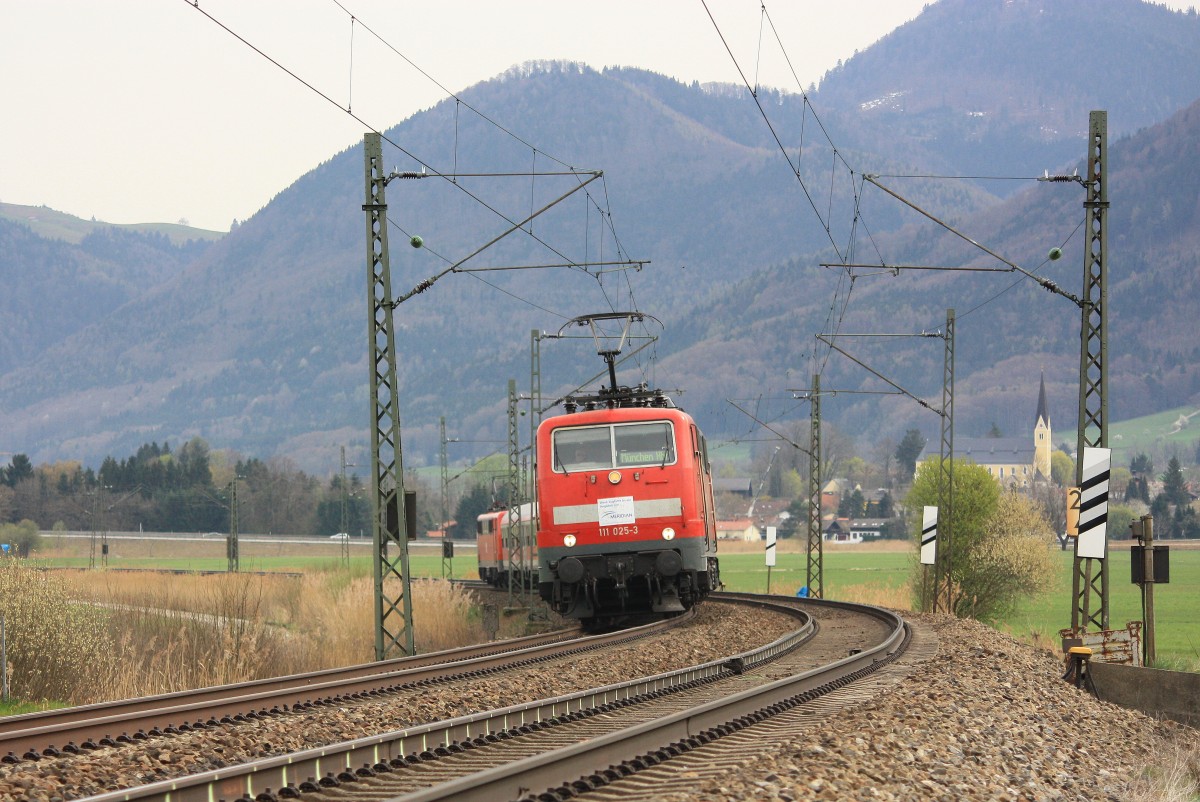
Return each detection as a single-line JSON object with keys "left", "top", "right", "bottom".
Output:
{"left": 553, "top": 497, "right": 683, "bottom": 525}
{"left": 597, "top": 495, "right": 636, "bottom": 525}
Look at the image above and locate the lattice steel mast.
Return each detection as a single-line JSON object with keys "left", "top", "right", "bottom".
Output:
{"left": 363, "top": 132, "right": 414, "bottom": 659}
{"left": 506, "top": 379, "right": 529, "bottom": 606}
{"left": 806, "top": 373, "right": 823, "bottom": 599}
{"left": 933, "top": 309, "right": 955, "bottom": 613}
{"left": 1071, "top": 111, "right": 1110, "bottom": 632}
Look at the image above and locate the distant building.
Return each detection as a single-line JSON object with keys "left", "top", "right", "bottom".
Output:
{"left": 823, "top": 518, "right": 862, "bottom": 544}
{"left": 713, "top": 477, "right": 754, "bottom": 496}
{"left": 849, "top": 518, "right": 890, "bottom": 540}
{"left": 716, "top": 518, "right": 760, "bottom": 541}
{"left": 918, "top": 373, "right": 1053, "bottom": 488}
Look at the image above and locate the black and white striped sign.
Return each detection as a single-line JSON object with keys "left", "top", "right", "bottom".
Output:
{"left": 920, "top": 506, "right": 937, "bottom": 565}
{"left": 765, "top": 526, "right": 777, "bottom": 567}
{"left": 1077, "top": 446, "right": 1110, "bottom": 559}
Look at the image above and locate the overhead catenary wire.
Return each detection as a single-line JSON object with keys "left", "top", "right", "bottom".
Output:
{"left": 184, "top": 0, "right": 645, "bottom": 326}
{"left": 702, "top": 0, "right": 893, "bottom": 387}
{"left": 700, "top": 0, "right": 849, "bottom": 265}
{"left": 325, "top": 0, "right": 641, "bottom": 316}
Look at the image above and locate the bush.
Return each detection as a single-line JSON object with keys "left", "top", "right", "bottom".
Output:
{"left": 907, "top": 462, "right": 1057, "bottom": 623}
{"left": 0, "top": 519, "right": 41, "bottom": 558}
{"left": 0, "top": 561, "right": 118, "bottom": 703}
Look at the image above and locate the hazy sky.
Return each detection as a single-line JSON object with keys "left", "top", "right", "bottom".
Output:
{"left": 2, "top": 1, "right": 1193, "bottom": 232}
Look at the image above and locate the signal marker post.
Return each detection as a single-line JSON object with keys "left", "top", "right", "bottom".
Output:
{"left": 765, "top": 526, "right": 777, "bottom": 594}
{"left": 1070, "top": 446, "right": 1110, "bottom": 637}
{"left": 1076, "top": 447, "right": 1110, "bottom": 559}
{"left": 920, "top": 506, "right": 937, "bottom": 612}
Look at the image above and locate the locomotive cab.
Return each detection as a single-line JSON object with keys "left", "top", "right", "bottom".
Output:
{"left": 536, "top": 403, "right": 720, "bottom": 621}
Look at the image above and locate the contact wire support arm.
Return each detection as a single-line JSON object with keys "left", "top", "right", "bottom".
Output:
{"left": 393, "top": 172, "right": 602, "bottom": 305}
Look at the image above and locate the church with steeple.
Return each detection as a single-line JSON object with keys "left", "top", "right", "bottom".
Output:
{"left": 1033, "top": 373, "right": 1052, "bottom": 482}
{"left": 919, "top": 374, "right": 1054, "bottom": 488}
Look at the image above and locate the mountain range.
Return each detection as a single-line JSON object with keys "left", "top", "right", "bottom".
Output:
{"left": 2, "top": 0, "right": 1199, "bottom": 475}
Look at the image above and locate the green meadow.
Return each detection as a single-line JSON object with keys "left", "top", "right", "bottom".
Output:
{"left": 718, "top": 544, "right": 1200, "bottom": 669}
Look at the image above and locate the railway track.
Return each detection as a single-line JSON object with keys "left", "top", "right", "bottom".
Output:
{"left": 0, "top": 594, "right": 911, "bottom": 802}
{"left": 0, "top": 615, "right": 646, "bottom": 762}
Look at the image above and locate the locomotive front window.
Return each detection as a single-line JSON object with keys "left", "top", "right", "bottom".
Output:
{"left": 552, "top": 421, "right": 676, "bottom": 472}
{"left": 553, "top": 426, "right": 614, "bottom": 472}
{"left": 614, "top": 422, "right": 675, "bottom": 466}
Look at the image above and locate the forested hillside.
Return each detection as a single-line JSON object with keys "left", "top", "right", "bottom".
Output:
{"left": 1, "top": 0, "right": 1198, "bottom": 473}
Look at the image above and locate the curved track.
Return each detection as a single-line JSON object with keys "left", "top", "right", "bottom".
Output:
{"left": 28, "top": 594, "right": 905, "bottom": 802}
{"left": 1, "top": 613, "right": 684, "bottom": 763}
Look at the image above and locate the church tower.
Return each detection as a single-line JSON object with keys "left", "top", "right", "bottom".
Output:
{"left": 1033, "top": 373, "right": 1052, "bottom": 480}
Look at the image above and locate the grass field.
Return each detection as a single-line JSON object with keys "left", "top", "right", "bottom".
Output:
{"left": 717, "top": 539, "right": 1200, "bottom": 669}
{"left": 24, "top": 533, "right": 1200, "bottom": 669}
{"left": 31, "top": 534, "right": 478, "bottom": 580}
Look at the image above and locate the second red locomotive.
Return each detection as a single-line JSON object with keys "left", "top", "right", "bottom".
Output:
{"left": 476, "top": 501, "right": 538, "bottom": 589}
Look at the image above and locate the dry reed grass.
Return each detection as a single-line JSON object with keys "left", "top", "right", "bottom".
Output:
{"left": 825, "top": 583, "right": 913, "bottom": 610}
{"left": 5, "top": 564, "right": 489, "bottom": 705}
{"left": 1127, "top": 737, "right": 1200, "bottom": 801}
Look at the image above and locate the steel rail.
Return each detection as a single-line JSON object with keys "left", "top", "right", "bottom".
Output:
{"left": 64, "top": 596, "right": 818, "bottom": 802}
{"left": 428, "top": 597, "right": 907, "bottom": 802}
{"left": 1, "top": 611, "right": 692, "bottom": 761}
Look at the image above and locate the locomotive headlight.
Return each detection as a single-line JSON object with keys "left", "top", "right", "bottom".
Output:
{"left": 662, "top": 527, "right": 676, "bottom": 540}
{"left": 607, "top": 470, "right": 622, "bottom": 484}
{"left": 563, "top": 534, "right": 577, "bottom": 548}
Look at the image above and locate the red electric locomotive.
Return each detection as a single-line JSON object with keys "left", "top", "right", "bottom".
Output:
{"left": 476, "top": 502, "right": 538, "bottom": 588}
{"left": 535, "top": 314, "right": 720, "bottom": 622}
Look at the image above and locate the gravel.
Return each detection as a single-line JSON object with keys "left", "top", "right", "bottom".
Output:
{"left": 655, "top": 612, "right": 1200, "bottom": 802}
{"left": 0, "top": 601, "right": 799, "bottom": 802}
{"left": 9, "top": 605, "right": 1191, "bottom": 802}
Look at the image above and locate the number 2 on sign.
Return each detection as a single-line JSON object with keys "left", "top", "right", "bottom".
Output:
{"left": 1066, "top": 486, "right": 1081, "bottom": 536}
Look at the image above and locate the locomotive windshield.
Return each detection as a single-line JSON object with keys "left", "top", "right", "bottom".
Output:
{"left": 553, "top": 421, "right": 676, "bottom": 472}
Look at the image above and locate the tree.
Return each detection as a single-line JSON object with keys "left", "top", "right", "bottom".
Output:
{"left": 1109, "top": 466, "right": 1132, "bottom": 501}
{"left": 0, "top": 485, "right": 13, "bottom": 524}
{"left": 1161, "top": 456, "right": 1189, "bottom": 506}
{"left": 874, "top": 491, "right": 894, "bottom": 518}
{"left": 1125, "top": 474, "right": 1150, "bottom": 504}
{"left": 451, "top": 485, "right": 493, "bottom": 540}
{"left": 1, "top": 454, "right": 33, "bottom": 488}
{"left": 1149, "top": 494, "right": 1171, "bottom": 533}
{"left": 1130, "top": 453, "right": 1154, "bottom": 477}
{"left": 894, "top": 429, "right": 926, "bottom": 480}
{"left": 956, "top": 491, "right": 1058, "bottom": 621}
{"left": 779, "top": 468, "right": 804, "bottom": 500}
{"left": 872, "top": 437, "right": 897, "bottom": 490}
{"left": 1, "top": 519, "right": 41, "bottom": 558}
{"left": 987, "top": 422, "right": 1004, "bottom": 438}
{"left": 1050, "top": 451, "right": 1075, "bottom": 487}
{"left": 1107, "top": 503, "right": 1140, "bottom": 539}
{"left": 315, "top": 474, "right": 370, "bottom": 536}
{"left": 820, "top": 423, "right": 857, "bottom": 483}
{"left": 907, "top": 460, "right": 1001, "bottom": 619}
{"left": 778, "top": 497, "right": 809, "bottom": 539}
{"left": 848, "top": 487, "right": 866, "bottom": 518}
{"left": 843, "top": 456, "right": 869, "bottom": 486}
{"left": 1032, "top": 482, "right": 1067, "bottom": 538}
